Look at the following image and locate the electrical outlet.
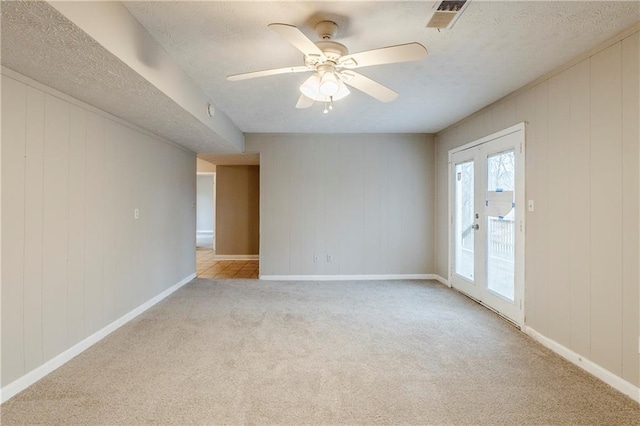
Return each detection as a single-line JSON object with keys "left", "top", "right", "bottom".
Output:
{"left": 313, "top": 255, "right": 319, "bottom": 263}
{"left": 327, "top": 255, "right": 333, "bottom": 263}
{"left": 134, "top": 208, "right": 140, "bottom": 219}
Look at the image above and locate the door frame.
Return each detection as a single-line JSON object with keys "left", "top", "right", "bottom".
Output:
{"left": 447, "top": 122, "right": 526, "bottom": 326}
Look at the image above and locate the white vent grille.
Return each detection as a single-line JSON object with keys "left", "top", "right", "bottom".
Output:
{"left": 426, "top": 0, "right": 470, "bottom": 29}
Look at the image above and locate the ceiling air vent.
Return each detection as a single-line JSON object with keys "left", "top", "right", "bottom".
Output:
{"left": 425, "top": 0, "right": 470, "bottom": 30}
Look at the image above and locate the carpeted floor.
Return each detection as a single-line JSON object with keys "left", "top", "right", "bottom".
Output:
{"left": 2, "top": 279, "right": 639, "bottom": 424}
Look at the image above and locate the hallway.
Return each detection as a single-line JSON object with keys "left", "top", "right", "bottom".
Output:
{"left": 196, "top": 248, "right": 259, "bottom": 279}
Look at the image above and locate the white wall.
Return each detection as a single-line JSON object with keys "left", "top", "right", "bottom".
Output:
{"left": 1, "top": 72, "right": 196, "bottom": 388}
{"left": 245, "top": 133, "right": 436, "bottom": 277}
{"left": 435, "top": 32, "right": 639, "bottom": 387}
{"left": 196, "top": 174, "right": 214, "bottom": 232}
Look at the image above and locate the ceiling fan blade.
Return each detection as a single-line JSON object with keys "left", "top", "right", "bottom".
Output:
{"left": 268, "top": 23, "right": 326, "bottom": 60}
{"left": 295, "top": 94, "right": 314, "bottom": 109}
{"left": 227, "top": 66, "right": 310, "bottom": 81}
{"left": 342, "top": 71, "right": 398, "bottom": 103}
{"left": 338, "top": 43, "right": 427, "bottom": 69}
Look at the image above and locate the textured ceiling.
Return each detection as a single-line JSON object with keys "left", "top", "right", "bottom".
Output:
{"left": 1, "top": 1, "right": 237, "bottom": 154}
{"left": 124, "top": 0, "right": 639, "bottom": 134}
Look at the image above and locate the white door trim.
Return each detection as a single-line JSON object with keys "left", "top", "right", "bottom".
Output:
{"left": 449, "top": 122, "right": 526, "bottom": 155}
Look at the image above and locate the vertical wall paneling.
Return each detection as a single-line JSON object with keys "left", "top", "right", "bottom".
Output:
{"left": 148, "top": 141, "right": 173, "bottom": 290}
{"left": 325, "top": 139, "right": 345, "bottom": 275}
{"left": 312, "top": 139, "right": 327, "bottom": 275}
{"left": 568, "top": 60, "right": 592, "bottom": 357}
{"left": 343, "top": 138, "right": 365, "bottom": 275}
{"left": 101, "top": 120, "right": 119, "bottom": 325}
{"left": 113, "top": 124, "right": 130, "bottom": 319}
{"left": 590, "top": 43, "right": 623, "bottom": 376}
{"left": 378, "top": 140, "right": 391, "bottom": 274}
{"left": 42, "top": 94, "right": 70, "bottom": 362}
{"left": 621, "top": 33, "right": 640, "bottom": 384}
{"left": 67, "top": 104, "right": 87, "bottom": 344}
{"left": 492, "top": 97, "right": 518, "bottom": 134}
{"left": 435, "top": 34, "right": 639, "bottom": 387}
{"left": 297, "top": 140, "right": 316, "bottom": 275}
{"left": 335, "top": 141, "right": 351, "bottom": 275}
{"left": 1, "top": 76, "right": 27, "bottom": 386}
{"left": 83, "top": 114, "right": 106, "bottom": 334}
{"left": 144, "top": 135, "right": 164, "bottom": 297}
{"left": 178, "top": 151, "right": 197, "bottom": 280}
{"left": 424, "top": 138, "right": 436, "bottom": 274}
{"left": 273, "top": 142, "right": 291, "bottom": 273}
{"left": 546, "top": 72, "right": 572, "bottom": 347}
{"left": 405, "top": 138, "right": 431, "bottom": 272}
{"left": 363, "top": 138, "right": 382, "bottom": 274}
{"left": 387, "top": 140, "right": 404, "bottom": 273}
{"left": 288, "top": 140, "right": 303, "bottom": 275}
{"left": 119, "top": 122, "right": 136, "bottom": 314}
{"left": 245, "top": 134, "right": 434, "bottom": 277}
{"left": 531, "top": 81, "right": 549, "bottom": 334}
{"left": 23, "top": 86, "right": 45, "bottom": 372}
{"left": 1, "top": 72, "right": 197, "bottom": 392}
{"left": 258, "top": 142, "right": 275, "bottom": 275}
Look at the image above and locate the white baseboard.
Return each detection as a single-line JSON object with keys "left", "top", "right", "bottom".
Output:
{"left": 214, "top": 255, "right": 259, "bottom": 260}
{"left": 260, "top": 274, "right": 437, "bottom": 281}
{"left": 434, "top": 274, "right": 451, "bottom": 287}
{"left": 196, "top": 230, "right": 214, "bottom": 234}
{"left": 522, "top": 326, "right": 640, "bottom": 403}
{"left": 0, "top": 272, "right": 196, "bottom": 404}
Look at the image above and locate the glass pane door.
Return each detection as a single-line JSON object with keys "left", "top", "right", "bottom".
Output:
{"left": 454, "top": 161, "right": 474, "bottom": 281}
{"left": 449, "top": 124, "right": 525, "bottom": 326}
{"left": 485, "top": 150, "right": 515, "bottom": 301}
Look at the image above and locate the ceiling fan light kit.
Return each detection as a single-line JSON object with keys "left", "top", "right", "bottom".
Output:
{"left": 319, "top": 68, "right": 339, "bottom": 96}
{"left": 227, "top": 20, "right": 428, "bottom": 113}
{"left": 300, "top": 73, "right": 350, "bottom": 102}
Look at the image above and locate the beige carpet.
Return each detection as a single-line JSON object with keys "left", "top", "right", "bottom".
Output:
{"left": 2, "top": 279, "right": 639, "bottom": 424}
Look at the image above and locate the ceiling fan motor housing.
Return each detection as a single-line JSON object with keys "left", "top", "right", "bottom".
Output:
{"left": 305, "top": 40, "right": 349, "bottom": 68}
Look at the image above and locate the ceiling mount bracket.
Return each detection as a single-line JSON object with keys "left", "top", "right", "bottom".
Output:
{"left": 315, "top": 20, "right": 338, "bottom": 40}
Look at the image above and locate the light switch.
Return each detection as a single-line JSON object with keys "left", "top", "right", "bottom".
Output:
{"left": 527, "top": 200, "right": 534, "bottom": 212}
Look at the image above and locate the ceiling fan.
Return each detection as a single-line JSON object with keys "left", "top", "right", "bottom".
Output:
{"left": 227, "top": 21, "right": 428, "bottom": 113}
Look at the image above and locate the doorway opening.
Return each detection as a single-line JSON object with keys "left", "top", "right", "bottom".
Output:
{"left": 196, "top": 153, "right": 260, "bottom": 279}
{"left": 448, "top": 123, "right": 526, "bottom": 325}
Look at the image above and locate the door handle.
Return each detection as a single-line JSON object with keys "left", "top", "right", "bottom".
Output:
{"left": 472, "top": 224, "right": 480, "bottom": 230}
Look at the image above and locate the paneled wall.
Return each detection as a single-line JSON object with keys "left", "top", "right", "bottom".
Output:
{"left": 435, "top": 33, "right": 639, "bottom": 386}
{"left": 215, "top": 165, "right": 260, "bottom": 255}
{"left": 1, "top": 73, "right": 196, "bottom": 387}
{"left": 246, "top": 133, "right": 435, "bottom": 276}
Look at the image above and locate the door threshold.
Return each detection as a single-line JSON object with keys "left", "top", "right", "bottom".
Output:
{"left": 451, "top": 287, "right": 521, "bottom": 330}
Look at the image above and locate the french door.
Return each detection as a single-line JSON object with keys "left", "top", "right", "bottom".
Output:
{"left": 449, "top": 124, "right": 525, "bottom": 325}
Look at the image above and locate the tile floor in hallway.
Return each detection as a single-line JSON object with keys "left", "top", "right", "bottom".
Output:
{"left": 197, "top": 248, "right": 259, "bottom": 279}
